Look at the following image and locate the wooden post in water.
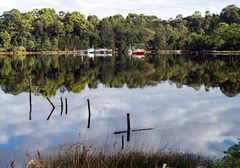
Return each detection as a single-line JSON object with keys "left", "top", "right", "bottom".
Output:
{"left": 46, "top": 97, "right": 55, "bottom": 120}
{"left": 122, "top": 135, "right": 124, "bottom": 150}
{"left": 127, "top": 113, "right": 130, "bottom": 142}
{"left": 29, "top": 77, "right": 32, "bottom": 120}
{"left": 47, "top": 108, "right": 55, "bottom": 120}
{"left": 60, "top": 97, "right": 63, "bottom": 115}
{"left": 65, "top": 98, "right": 68, "bottom": 115}
{"left": 114, "top": 128, "right": 153, "bottom": 135}
{"left": 87, "top": 99, "right": 91, "bottom": 128}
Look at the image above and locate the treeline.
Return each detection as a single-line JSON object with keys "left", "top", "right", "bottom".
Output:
{"left": 0, "top": 55, "right": 240, "bottom": 97}
{"left": 0, "top": 5, "right": 240, "bottom": 51}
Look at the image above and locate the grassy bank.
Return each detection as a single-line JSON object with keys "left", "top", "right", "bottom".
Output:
{"left": 24, "top": 142, "right": 215, "bottom": 168}
{"left": 7, "top": 139, "right": 239, "bottom": 167}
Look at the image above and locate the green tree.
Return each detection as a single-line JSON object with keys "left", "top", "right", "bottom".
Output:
{"left": 0, "top": 30, "right": 11, "bottom": 49}
{"left": 220, "top": 5, "right": 240, "bottom": 23}
{"left": 1, "top": 9, "right": 33, "bottom": 48}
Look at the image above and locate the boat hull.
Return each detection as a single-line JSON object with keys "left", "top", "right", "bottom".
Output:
{"left": 132, "top": 51, "right": 145, "bottom": 55}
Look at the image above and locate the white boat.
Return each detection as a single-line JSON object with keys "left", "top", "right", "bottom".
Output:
{"left": 87, "top": 48, "right": 113, "bottom": 57}
{"left": 87, "top": 48, "right": 95, "bottom": 54}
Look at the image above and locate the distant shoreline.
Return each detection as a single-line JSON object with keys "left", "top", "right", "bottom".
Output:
{"left": 1, "top": 50, "right": 240, "bottom": 56}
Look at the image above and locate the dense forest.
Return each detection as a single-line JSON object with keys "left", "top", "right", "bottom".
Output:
{"left": 0, "top": 5, "right": 240, "bottom": 52}
{"left": 0, "top": 55, "right": 240, "bottom": 97}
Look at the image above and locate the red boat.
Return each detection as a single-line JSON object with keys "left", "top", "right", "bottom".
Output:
{"left": 128, "top": 49, "right": 145, "bottom": 55}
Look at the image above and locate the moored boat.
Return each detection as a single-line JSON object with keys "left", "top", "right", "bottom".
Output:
{"left": 128, "top": 48, "right": 145, "bottom": 55}
{"left": 87, "top": 48, "right": 112, "bottom": 57}
{"left": 87, "top": 48, "right": 95, "bottom": 54}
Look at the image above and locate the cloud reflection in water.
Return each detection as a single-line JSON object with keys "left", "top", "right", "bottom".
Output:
{"left": 0, "top": 82, "right": 240, "bottom": 166}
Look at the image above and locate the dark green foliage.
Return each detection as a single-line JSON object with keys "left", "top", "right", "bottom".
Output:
{"left": 0, "top": 55, "right": 240, "bottom": 97}
{"left": 220, "top": 5, "right": 240, "bottom": 24}
{"left": 213, "top": 139, "right": 240, "bottom": 168}
{"left": 0, "top": 5, "right": 240, "bottom": 51}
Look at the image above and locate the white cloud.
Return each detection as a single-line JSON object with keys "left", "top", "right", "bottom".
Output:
{"left": 0, "top": 132, "right": 9, "bottom": 144}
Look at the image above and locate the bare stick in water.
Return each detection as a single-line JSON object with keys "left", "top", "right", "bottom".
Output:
{"left": 46, "top": 97, "right": 55, "bottom": 120}
{"left": 29, "top": 77, "right": 32, "bottom": 120}
{"left": 127, "top": 113, "right": 130, "bottom": 142}
{"left": 65, "top": 98, "right": 68, "bottom": 115}
{"left": 122, "top": 135, "right": 124, "bottom": 150}
{"left": 87, "top": 99, "right": 91, "bottom": 128}
{"left": 47, "top": 108, "right": 55, "bottom": 121}
{"left": 60, "top": 97, "right": 63, "bottom": 115}
{"left": 114, "top": 128, "right": 153, "bottom": 134}
{"left": 132, "top": 128, "right": 153, "bottom": 132}
{"left": 114, "top": 130, "right": 128, "bottom": 134}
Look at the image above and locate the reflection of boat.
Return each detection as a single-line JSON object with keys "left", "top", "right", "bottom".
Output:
{"left": 95, "top": 53, "right": 112, "bottom": 57}
{"left": 87, "top": 48, "right": 95, "bottom": 57}
{"left": 87, "top": 53, "right": 95, "bottom": 57}
{"left": 128, "top": 48, "right": 145, "bottom": 56}
{"left": 131, "top": 54, "right": 145, "bottom": 58}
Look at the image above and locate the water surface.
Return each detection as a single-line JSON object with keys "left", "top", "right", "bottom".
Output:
{"left": 0, "top": 55, "right": 240, "bottom": 166}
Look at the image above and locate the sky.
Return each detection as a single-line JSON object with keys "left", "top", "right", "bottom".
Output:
{"left": 0, "top": 0, "right": 239, "bottom": 20}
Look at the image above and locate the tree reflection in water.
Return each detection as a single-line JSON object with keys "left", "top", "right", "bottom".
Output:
{"left": 0, "top": 55, "right": 239, "bottom": 97}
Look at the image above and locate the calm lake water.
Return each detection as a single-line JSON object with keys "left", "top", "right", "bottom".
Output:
{"left": 0, "top": 55, "right": 240, "bottom": 166}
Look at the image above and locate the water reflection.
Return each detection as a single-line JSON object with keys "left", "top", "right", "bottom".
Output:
{"left": 0, "top": 55, "right": 240, "bottom": 166}
{"left": 0, "top": 55, "right": 239, "bottom": 97}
